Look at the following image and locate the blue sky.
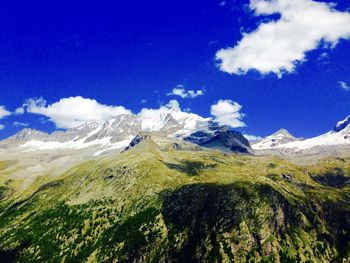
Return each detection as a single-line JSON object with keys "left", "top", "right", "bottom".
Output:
{"left": 0, "top": 0, "right": 350, "bottom": 139}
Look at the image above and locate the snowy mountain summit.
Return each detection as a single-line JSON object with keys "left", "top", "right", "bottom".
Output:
{"left": 252, "top": 129, "right": 300, "bottom": 150}
{"left": 5, "top": 108, "right": 350, "bottom": 158}
{"left": 252, "top": 115, "right": 350, "bottom": 154}
{"left": 0, "top": 103, "right": 250, "bottom": 155}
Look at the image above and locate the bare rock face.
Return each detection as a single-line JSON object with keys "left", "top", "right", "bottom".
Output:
{"left": 85, "top": 115, "right": 141, "bottom": 143}
{"left": 124, "top": 133, "right": 153, "bottom": 151}
{"left": 50, "top": 122, "right": 101, "bottom": 142}
{"left": 185, "top": 125, "right": 251, "bottom": 153}
{"left": 4, "top": 128, "right": 49, "bottom": 142}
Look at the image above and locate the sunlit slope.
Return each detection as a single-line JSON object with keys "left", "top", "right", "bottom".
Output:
{"left": 0, "top": 138, "right": 349, "bottom": 262}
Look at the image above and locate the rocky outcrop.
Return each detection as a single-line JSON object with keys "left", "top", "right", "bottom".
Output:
{"left": 185, "top": 126, "right": 251, "bottom": 153}
{"left": 123, "top": 133, "right": 153, "bottom": 151}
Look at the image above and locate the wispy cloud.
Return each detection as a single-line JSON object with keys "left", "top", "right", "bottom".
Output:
{"left": 0, "top": 106, "right": 11, "bottom": 119}
{"left": 208, "top": 40, "right": 219, "bottom": 46}
{"left": 167, "top": 85, "right": 205, "bottom": 99}
{"left": 219, "top": 1, "right": 226, "bottom": 7}
{"left": 0, "top": 106, "right": 11, "bottom": 130}
{"left": 339, "top": 81, "right": 350, "bottom": 91}
{"left": 13, "top": 121, "right": 29, "bottom": 127}
{"left": 216, "top": 0, "right": 350, "bottom": 77}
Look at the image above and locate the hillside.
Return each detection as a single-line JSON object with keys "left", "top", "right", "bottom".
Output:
{"left": 0, "top": 137, "right": 349, "bottom": 262}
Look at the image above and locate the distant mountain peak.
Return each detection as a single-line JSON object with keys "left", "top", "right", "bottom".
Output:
{"left": 252, "top": 128, "right": 299, "bottom": 150}
{"left": 6, "top": 128, "right": 49, "bottom": 142}
{"left": 272, "top": 129, "right": 296, "bottom": 138}
{"left": 252, "top": 115, "right": 350, "bottom": 152}
{"left": 0, "top": 98, "right": 255, "bottom": 156}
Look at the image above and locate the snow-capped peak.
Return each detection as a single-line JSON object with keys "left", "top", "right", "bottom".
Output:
{"left": 253, "top": 115, "right": 350, "bottom": 152}
{"left": 272, "top": 129, "right": 295, "bottom": 138}
{"left": 138, "top": 101, "right": 210, "bottom": 135}
{"left": 3, "top": 103, "right": 214, "bottom": 154}
{"left": 252, "top": 129, "right": 299, "bottom": 150}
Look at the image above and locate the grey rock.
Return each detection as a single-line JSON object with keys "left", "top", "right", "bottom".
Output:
{"left": 185, "top": 126, "right": 251, "bottom": 153}
{"left": 5, "top": 128, "right": 49, "bottom": 142}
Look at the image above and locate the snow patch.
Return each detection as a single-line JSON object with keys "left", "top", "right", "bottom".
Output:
{"left": 20, "top": 136, "right": 112, "bottom": 151}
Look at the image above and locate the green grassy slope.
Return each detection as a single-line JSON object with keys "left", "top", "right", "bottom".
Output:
{"left": 0, "top": 141, "right": 349, "bottom": 262}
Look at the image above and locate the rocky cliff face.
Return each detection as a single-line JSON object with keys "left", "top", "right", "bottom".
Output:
{"left": 185, "top": 125, "right": 251, "bottom": 153}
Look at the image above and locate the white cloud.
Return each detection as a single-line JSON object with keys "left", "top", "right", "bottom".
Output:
{"left": 216, "top": 0, "right": 350, "bottom": 77}
{"left": 339, "top": 81, "right": 350, "bottom": 91}
{"left": 13, "top": 121, "right": 29, "bottom": 127}
{"left": 23, "top": 96, "right": 132, "bottom": 129}
{"left": 0, "top": 106, "right": 11, "bottom": 119}
{"left": 167, "top": 85, "right": 205, "bottom": 99}
{"left": 210, "top": 99, "right": 246, "bottom": 128}
{"left": 0, "top": 106, "right": 10, "bottom": 131}
{"left": 18, "top": 96, "right": 248, "bottom": 132}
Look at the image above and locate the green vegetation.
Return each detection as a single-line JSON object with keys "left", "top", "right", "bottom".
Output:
{"left": 0, "top": 145, "right": 349, "bottom": 262}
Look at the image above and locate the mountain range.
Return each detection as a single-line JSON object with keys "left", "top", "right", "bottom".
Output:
{"left": 251, "top": 115, "right": 350, "bottom": 158}
{"left": 2, "top": 108, "right": 350, "bottom": 159}
{"left": 0, "top": 110, "right": 350, "bottom": 262}
{"left": 0, "top": 105, "right": 251, "bottom": 156}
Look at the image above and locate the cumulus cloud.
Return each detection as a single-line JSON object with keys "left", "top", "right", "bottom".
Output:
{"left": 339, "top": 81, "right": 350, "bottom": 91}
{"left": 0, "top": 106, "right": 11, "bottom": 119}
{"left": 210, "top": 99, "right": 246, "bottom": 128}
{"left": 22, "top": 96, "right": 132, "bottom": 129}
{"left": 16, "top": 96, "right": 247, "bottom": 132}
{"left": 167, "top": 85, "right": 205, "bottom": 99}
{"left": 216, "top": 0, "right": 350, "bottom": 77}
